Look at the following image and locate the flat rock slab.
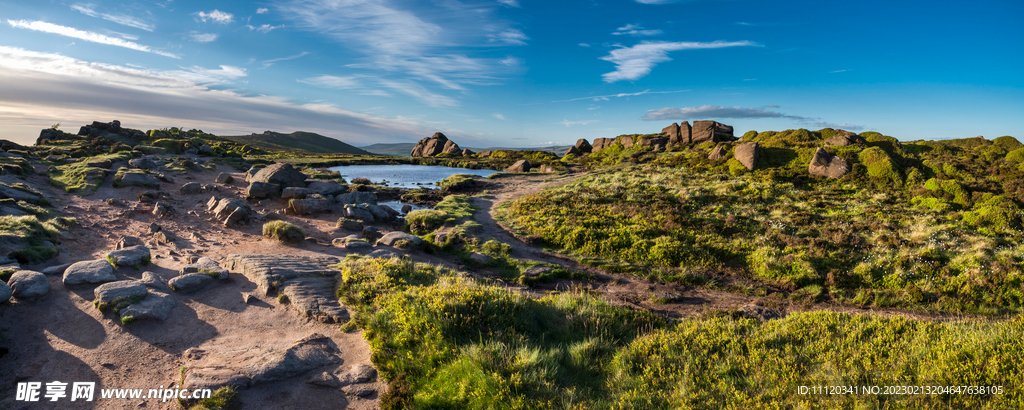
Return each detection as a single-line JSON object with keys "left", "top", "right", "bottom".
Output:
{"left": 377, "top": 232, "right": 423, "bottom": 247}
{"left": 225, "top": 254, "right": 345, "bottom": 323}
{"left": 8, "top": 270, "right": 49, "bottom": 299}
{"left": 120, "top": 292, "right": 175, "bottom": 321}
{"left": 42, "top": 263, "right": 72, "bottom": 276}
{"left": 107, "top": 245, "right": 151, "bottom": 267}
{"left": 140, "top": 271, "right": 168, "bottom": 291}
{"left": 184, "top": 333, "right": 341, "bottom": 391}
{"left": 180, "top": 257, "right": 228, "bottom": 281}
{"left": 94, "top": 280, "right": 148, "bottom": 304}
{"left": 169, "top": 272, "right": 215, "bottom": 293}
{"left": 64, "top": 259, "right": 116, "bottom": 285}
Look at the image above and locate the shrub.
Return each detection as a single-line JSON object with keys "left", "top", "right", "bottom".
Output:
{"left": 262, "top": 221, "right": 305, "bottom": 243}
{"left": 858, "top": 147, "right": 902, "bottom": 188}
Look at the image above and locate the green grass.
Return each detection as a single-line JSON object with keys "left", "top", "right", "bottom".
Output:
{"left": 262, "top": 221, "right": 305, "bottom": 243}
{"left": 406, "top": 194, "right": 478, "bottom": 234}
{"left": 337, "top": 255, "right": 1024, "bottom": 410}
{"left": 47, "top": 152, "right": 134, "bottom": 194}
{"left": 0, "top": 215, "right": 65, "bottom": 263}
{"left": 185, "top": 386, "right": 241, "bottom": 410}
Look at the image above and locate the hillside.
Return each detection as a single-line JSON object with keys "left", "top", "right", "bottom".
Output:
{"left": 220, "top": 130, "right": 372, "bottom": 155}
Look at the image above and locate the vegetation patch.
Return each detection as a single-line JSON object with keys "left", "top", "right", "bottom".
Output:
{"left": 0, "top": 215, "right": 66, "bottom": 263}
{"left": 262, "top": 221, "right": 305, "bottom": 243}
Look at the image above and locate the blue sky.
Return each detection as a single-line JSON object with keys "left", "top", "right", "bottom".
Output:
{"left": 0, "top": 0, "right": 1021, "bottom": 147}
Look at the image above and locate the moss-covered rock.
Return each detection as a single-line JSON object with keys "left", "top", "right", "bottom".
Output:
{"left": 858, "top": 147, "right": 902, "bottom": 188}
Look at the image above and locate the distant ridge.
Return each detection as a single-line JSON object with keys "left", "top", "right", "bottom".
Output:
{"left": 220, "top": 130, "right": 373, "bottom": 155}
{"left": 361, "top": 142, "right": 573, "bottom": 157}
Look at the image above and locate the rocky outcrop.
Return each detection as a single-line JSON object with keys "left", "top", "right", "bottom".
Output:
{"left": 824, "top": 132, "right": 866, "bottom": 147}
{"left": 341, "top": 204, "right": 375, "bottom": 223}
{"left": 128, "top": 157, "right": 160, "bottom": 170}
{"left": 575, "top": 139, "right": 593, "bottom": 154}
{"left": 208, "top": 197, "right": 254, "bottom": 226}
{"left": 282, "top": 187, "right": 314, "bottom": 199}
{"left": 662, "top": 123, "right": 681, "bottom": 144}
{"left": 506, "top": 159, "right": 531, "bottom": 173}
{"left": 183, "top": 333, "right": 341, "bottom": 391}
{"left": 563, "top": 146, "right": 581, "bottom": 157}
{"left": 246, "top": 182, "right": 280, "bottom": 199}
{"left": 8, "top": 270, "right": 49, "bottom": 299}
{"left": 734, "top": 142, "right": 760, "bottom": 171}
{"left": 441, "top": 140, "right": 462, "bottom": 155}
{"left": 708, "top": 144, "right": 725, "bottom": 160}
{"left": 461, "top": 148, "right": 475, "bottom": 157}
{"left": 225, "top": 254, "right": 347, "bottom": 323}
{"left": 692, "top": 121, "right": 735, "bottom": 144}
{"left": 63, "top": 260, "right": 116, "bottom": 285}
{"left": 411, "top": 132, "right": 457, "bottom": 157}
{"left": 808, "top": 148, "right": 850, "bottom": 179}
{"left": 250, "top": 163, "right": 308, "bottom": 188}
{"left": 180, "top": 257, "right": 229, "bottom": 281}
{"left": 636, "top": 137, "right": 668, "bottom": 150}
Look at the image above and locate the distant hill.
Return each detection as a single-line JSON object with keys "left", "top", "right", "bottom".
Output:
{"left": 219, "top": 131, "right": 373, "bottom": 155}
{"left": 360, "top": 143, "right": 574, "bottom": 157}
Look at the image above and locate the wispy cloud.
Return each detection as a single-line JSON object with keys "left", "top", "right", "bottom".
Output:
{"left": 642, "top": 104, "right": 864, "bottom": 130}
{"left": 298, "top": 74, "right": 394, "bottom": 96}
{"left": 490, "top": 29, "right": 529, "bottom": 46}
{"left": 378, "top": 79, "right": 459, "bottom": 108}
{"left": 600, "top": 40, "right": 759, "bottom": 82}
{"left": 0, "top": 46, "right": 428, "bottom": 144}
{"left": 493, "top": 113, "right": 505, "bottom": 120}
{"left": 560, "top": 119, "right": 599, "bottom": 127}
{"left": 553, "top": 89, "right": 689, "bottom": 103}
{"left": 257, "top": 7, "right": 269, "bottom": 14}
{"left": 7, "top": 20, "right": 177, "bottom": 58}
{"left": 612, "top": 24, "right": 662, "bottom": 37}
{"left": 578, "top": 43, "right": 591, "bottom": 47}
{"left": 247, "top": 24, "right": 285, "bottom": 33}
{"left": 829, "top": 69, "right": 849, "bottom": 73}
{"left": 187, "top": 32, "right": 218, "bottom": 43}
{"left": 261, "top": 51, "right": 309, "bottom": 67}
{"left": 71, "top": 3, "right": 155, "bottom": 31}
{"left": 498, "top": 0, "right": 520, "bottom": 7}
{"left": 743, "top": 78, "right": 757, "bottom": 81}
{"left": 499, "top": 56, "right": 521, "bottom": 66}
{"left": 634, "top": 0, "right": 687, "bottom": 3}
{"left": 196, "top": 10, "right": 234, "bottom": 24}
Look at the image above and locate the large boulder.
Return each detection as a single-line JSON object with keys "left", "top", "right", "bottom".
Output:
{"left": 282, "top": 187, "right": 315, "bottom": 199}
{"left": 365, "top": 204, "right": 398, "bottom": 222}
{"left": 575, "top": 139, "right": 593, "bottom": 154}
{"left": 63, "top": 260, "right": 116, "bottom": 285}
{"left": 169, "top": 272, "right": 215, "bottom": 292}
{"left": 306, "top": 181, "right": 346, "bottom": 196}
{"left": 183, "top": 333, "right": 341, "bottom": 391}
{"left": 563, "top": 145, "right": 581, "bottom": 157}
{"left": 180, "top": 257, "right": 229, "bottom": 281}
{"left": 128, "top": 157, "right": 160, "bottom": 170}
{"left": 94, "top": 280, "right": 148, "bottom": 305}
{"left": 210, "top": 198, "right": 254, "bottom": 226}
{"left": 378, "top": 232, "right": 423, "bottom": 247}
{"left": 341, "top": 204, "right": 375, "bottom": 223}
{"left": 505, "top": 160, "right": 531, "bottom": 173}
{"left": 411, "top": 132, "right": 450, "bottom": 157}
{"left": 120, "top": 291, "right": 175, "bottom": 321}
{"left": 116, "top": 172, "right": 160, "bottom": 188}
{"left": 246, "top": 182, "right": 280, "bottom": 199}
{"left": 824, "top": 133, "right": 866, "bottom": 147}
{"left": 441, "top": 140, "right": 462, "bottom": 155}
{"left": 180, "top": 182, "right": 203, "bottom": 195}
{"left": 461, "top": 148, "right": 475, "bottom": 157}
{"left": 107, "top": 245, "right": 151, "bottom": 267}
{"left": 250, "top": 163, "right": 308, "bottom": 188}
{"left": 288, "top": 198, "right": 333, "bottom": 215}
{"left": 708, "top": 144, "right": 725, "bottom": 160}
{"left": 619, "top": 136, "right": 634, "bottom": 149}
{"left": 692, "top": 121, "right": 734, "bottom": 144}
{"left": 37, "top": 128, "right": 64, "bottom": 145}
{"left": 636, "top": 137, "right": 668, "bottom": 150}
{"left": 0, "top": 280, "right": 11, "bottom": 303}
{"left": 734, "top": 142, "right": 759, "bottom": 171}
{"left": 8, "top": 270, "right": 49, "bottom": 299}
{"left": 661, "top": 123, "right": 681, "bottom": 143}
{"left": 335, "top": 191, "right": 377, "bottom": 205}
{"left": 808, "top": 148, "right": 850, "bottom": 179}
{"left": 216, "top": 172, "right": 234, "bottom": 184}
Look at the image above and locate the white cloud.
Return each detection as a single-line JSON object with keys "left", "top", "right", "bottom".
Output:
{"left": 578, "top": 43, "right": 591, "bottom": 47}
{"left": 102, "top": 29, "right": 139, "bottom": 41}
{"left": 493, "top": 113, "right": 505, "bottom": 120}
{"left": 560, "top": 119, "right": 599, "bottom": 127}
{"left": 261, "top": 51, "right": 309, "bottom": 67}
{"left": 499, "top": 56, "right": 521, "bottom": 66}
{"left": 247, "top": 24, "right": 285, "bottom": 33}
{"left": 498, "top": 0, "right": 520, "bottom": 7}
{"left": 0, "top": 46, "right": 428, "bottom": 145}
{"left": 187, "top": 32, "right": 218, "bottom": 43}
{"left": 71, "top": 3, "right": 155, "bottom": 31}
{"left": 299, "top": 75, "right": 363, "bottom": 89}
{"left": 612, "top": 24, "right": 662, "bottom": 37}
{"left": 196, "top": 10, "right": 234, "bottom": 24}
{"left": 641, "top": 104, "right": 864, "bottom": 130}
{"left": 552, "top": 89, "right": 689, "bottom": 103}
{"left": 814, "top": 121, "right": 864, "bottom": 131}
{"left": 490, "top": 29, "right": 528, "bottom": 45}
{"left": 600, "top": 40, "right": 759, "bottom": 82}
{"left": 829, "top": 69, "right": 849, "bottom": 73}
{"left": 378, "top": 79, "right": 459, "bottom": 108}
{"left": 7, "top": 20, "right": 177, "bottom": 58}
{"left": 257, "top": 7, "right": 269, "bottom": 14}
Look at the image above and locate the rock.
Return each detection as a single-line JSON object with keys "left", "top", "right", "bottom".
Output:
{"left": 107, "top": 245, "right": 151, "bottom": 267}
{"left": 116, "top": 236, "right": 142, "bottom": 250}
{"left": 210, "top": 198, "right": 253, "bottom": 226}
{"left": 575, "top": 138, "right": 593, "bottom": 153}
{"left": 368, "top": 249, "right": 402, "bottom": 259}
{"left": 63, "top": 260, "right": 116, "bottom": 285}
{"left": 140, "top": 271, "right": 167, "bottom": 291}
{"left": 343, "top": 241, "right": 372, "bottom": 249}
{"left": 242, "top": 293, "right": 254, "bottom": 304}
{"left": 184, "top": 334, "right": 341, "bottom": 390}
{"left": 342, "top": 205, "right": 375, "bottom": 223}
{"left": 246, "top": 182, "right": 281, "bottom": 199}
{"left": 808, "top": 148, "right": 850, "bottom": 179}
{"left": 288, "top": 198, "right": 333, "bottom": 215}
{"left": 364, "top": 204, "right": 393, "bottom": 222}
{"left": 42, "top": 263, "right": 72, "bottom": 276}
{"left": 8, "top": 270, "right": 49, "bottom": 299}
{"left": 216, "top": 172, "right": 234, "bottom": 184}
{"left": 708, "top": 144, "right": 725, "bottom": 160}
{"left": 662, "top": 123, "right": 681, "bottom": 143}
{"left": 524, "top": 266, "right": 552, "bottom": 277}
{"left": 678, "top": 121, "right": 692, "bottom": 144}
{"left": 152, "top": 202, "right": 172, "bottom": 218}
{"left": 37, "top": 128, "right": 64, "bottom": 145}
{"left": 168, "top": 272, "right": 215, "bottom": 292}
{"left": 338, "top": 364, "right": 378, "bottom": 385}
{"left": 410, "top": 132, "right": 451, "bottom": 157}
{"left": 148, "top": 223, "right": 162, "bottom": 234}
{"left": 400, "top": 204, "right": 412, "bottom": 214}
{"left": 119, "top": 292, "right": 175, "bottom": 322}
{"left": 0, "top": 280, "right": 11, "bottom": 303}
{"left": 739, "top": 303, "right": 781, "bottom": 321}
{"left": 342, "top": 386, "right": 375, "bottom": 397}
{"left": 199, "top": 145, "right": 214, "bottom": 154}
{"left": 469, "top": 252, "right": 492, "bottom": 264}
{"left": 824, "top": 133, "right": 866, "bottom": 147}
{"left": 337, "top": 219, "right": 363, "bottom": 231}
{"left": 441, "top": 140, "right": 462, "bottom": 155}
{"left": 308, "top": 371, "right": 341, "bottom": 388}
{"left": 225, "top": 255, "right": 346, "bottom": 323}
{"left": 93, "top": 280, "right": 147, "bottom": 305}
{"left": 244, "top": 166, "right": 262, "bottom": 182}
{"left": 0, "top": 184, "right": 43, "bottom": 204}
{"left": 250, "top": 163, "right": 308, "bottom": 188}
{"left": 361, "top": 226, "right": 382, "bottom": 241}
{"left": 306, "top": 180, "right": 346, "bottom": 196}
{"left": 461, "top": 148, "right": 475, "bottom": 157}
{"left": 335, "top": 191, "right": 377, "bottom": 205}
{"left": 692, "top": 120, "right": 734, "bottom": 144}
{"left": 636, "top": 136, "right": 668, "bottom": 150}
{"left": 478, "top": 150, "right": 492, "bottom": 157}
{"left": 128, "top": 157, "right": 159, "bottom": 170}
{"left": 154, "top": 231, "right": 174, "bottom": 244}
{"left": 733, "top": 142, "right": 759, "bottom": 171}
{"left": 282, "top": 187, "right": 314, "bottom": 199}
{"left": 117, "top": 172, "right": 160, "bottom": 188}
{"left": 180, "top": 257, "right": 229, "bottom": 281}
{"left": 377, "top": 232, "right": 423, "bottom": 248}
{"left": 505, "top": 159, "right": 531, "bottom": 173}
{"left": 563, "top": 145, "right": 581, "bottom": 157}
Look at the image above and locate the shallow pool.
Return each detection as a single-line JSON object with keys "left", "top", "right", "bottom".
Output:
{"left": 328, "top": 164, "right": 498, "bottom": 189}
